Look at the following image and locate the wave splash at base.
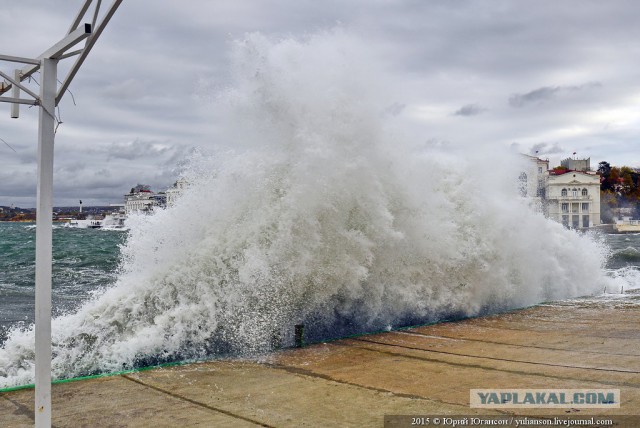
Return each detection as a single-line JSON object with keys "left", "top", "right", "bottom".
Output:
{"left": 0, "top": 31, "right": 610, "bottom": 387}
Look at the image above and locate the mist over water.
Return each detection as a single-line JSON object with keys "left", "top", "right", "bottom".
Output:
{"left": 0, "top": 31, "right": 615, "bottom": 387}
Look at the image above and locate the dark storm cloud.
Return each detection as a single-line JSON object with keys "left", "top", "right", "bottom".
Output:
{"left": 529, "top": 142, "right": 564, "bottom": 156}
{"left": 453, "top": 104, "right": 486, "bottom": 116}
{"left": 509, "top": 82, "right": 602, "bottom": 108}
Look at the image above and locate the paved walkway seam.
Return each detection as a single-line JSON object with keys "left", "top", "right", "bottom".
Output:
{"left": 395, "top": 331, "right": 640, "bottom": 357}
{"left": 1, "top": 394, "right": 37, "bottom": 425}
{"left": 335, "top": 340, "right": 640, "bottom": 389}
{"left": 264, "top": 361, "right": 509, "bottom": 416}
{"left": 121, "top": 374, "right": 273, "bottom": 427}
{"left": 354, "top": 337, "right": 640, "bottom": 374}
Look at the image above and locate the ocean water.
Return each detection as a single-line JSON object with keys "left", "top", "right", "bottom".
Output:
{"left": 1, "top": 225, "right": 638, "bottom": 337}
{"left": 0, "top": 224, "right": 125, "bottom": 342}
{"left": 1, "top": 31, "right": 639, "bottom": 388}
{"left": 603, "top": 233, "right": 640, "bottom": 293}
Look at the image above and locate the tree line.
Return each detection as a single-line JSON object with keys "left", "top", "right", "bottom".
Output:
{"left": 598, "top": 161, "right": 640, "bottom": 222}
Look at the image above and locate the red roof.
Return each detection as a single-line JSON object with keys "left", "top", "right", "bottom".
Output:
{"left": 548, "top": 169, "right": 599, "bottom": 176}
{"left": 548, "top": 169, "right": 570, "bottom": 175}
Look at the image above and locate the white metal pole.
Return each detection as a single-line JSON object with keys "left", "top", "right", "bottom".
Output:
{"left": 35, "top": 57, "right": 57, "bottom": 428}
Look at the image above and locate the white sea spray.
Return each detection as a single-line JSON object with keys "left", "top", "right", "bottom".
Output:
{"left": 0, "top": 31, "right": 612, "bottom": 387}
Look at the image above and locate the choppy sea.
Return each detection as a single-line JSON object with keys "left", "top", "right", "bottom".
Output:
{"left": 0, "top": 223, "right": 125, "bottom": 343}
{"left": 1, "top": 222, "right": 639, "bottom": 347}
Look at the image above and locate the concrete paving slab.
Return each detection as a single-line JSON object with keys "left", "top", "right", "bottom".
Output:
{"left": 2, "top": 375, "right": 257, "bottom": 428}
{"left": 271, "top": 339, "right": 640, "bottom": 416}
{"left": 125, "top": 361, "right": 476, "bottom": 427}
{"left": 1, "top": 298, "right": 639, "bottom": 426}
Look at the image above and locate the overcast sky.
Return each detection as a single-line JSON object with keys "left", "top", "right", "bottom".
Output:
{"left": 1, "top": 0, "right": 639, "bottom": 207}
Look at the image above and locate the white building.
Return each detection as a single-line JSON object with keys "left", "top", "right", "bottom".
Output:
{"left": 165, "top": 178, "right": 189, "bottom": 207}
{"left": 560, "top": 157, "right": 590, "bottom": 172}
{"left": 545, "top": 171, "right": 601, "bottom": 228}
{"left": 520, "top": 154, "right": 549, "bottom": 200}
{"left": 124, "top": 184, "right": 165, "bottom": 215}
{"left": 521, "top": 155, "right": 601, "bottom": 228}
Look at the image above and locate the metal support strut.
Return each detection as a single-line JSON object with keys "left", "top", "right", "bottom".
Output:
{"left": 0, "top": 2, "right": 123, "bottom": 426}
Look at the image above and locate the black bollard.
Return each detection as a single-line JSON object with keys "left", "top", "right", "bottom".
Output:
{"left": 294, "top": 324, "right": 305, "bottom": 348}
{"left": 271, "top": 330, "right": 282, "bottom": 349}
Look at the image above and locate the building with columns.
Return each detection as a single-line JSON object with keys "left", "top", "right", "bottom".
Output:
{"left": 124, "top": 184, "right": 166, "bottom": 215}
{"left": 521, "top": 155, "right": 601, "bottom": 228}
{"left": 545, "top": 169, "right": 601, "bottom": 228}
{"left": 165, "top": 177, "right": 189, "bottom": 207}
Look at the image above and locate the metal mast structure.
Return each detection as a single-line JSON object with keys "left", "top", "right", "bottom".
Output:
{"left": 0, "top": 1, "right": 123, "bottom": 426}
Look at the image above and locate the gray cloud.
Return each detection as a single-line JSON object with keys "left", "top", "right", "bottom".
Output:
{"left": 106, "top": 140, "right": 175, "bottom": 161}
{"left": 509, "top": 82, "right": 602, "bottom": 108}
{"left": 384, "top": 102, "right": 406, "bottom": 117}
{"left": 529, "top": 142, "right": 564, "bottom": 156}
{"left": 2, "top": 1, "right": 640, "bottom": 206}
{"left": 454, "top": 104, "right": 487, "bottom": 116}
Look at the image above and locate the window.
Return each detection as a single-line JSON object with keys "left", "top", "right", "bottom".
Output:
{"left": 572, "top": 215, "right": 580, "bottom": 228}
{"left": 572, "top": 203, "right": 579, "bottom": 213}
{"left": 518, "top": 172, "right": 527, "bottom": 197}
{"left": 561, "top": 203, "right": 569, "bottom": 213}
{"left": 538, "top": 167, "right": 543, "bottom": 174}
{"left": 572, "top": 188, "right": 578, "bottom": 197}
{"left": 583, "top": 215, "right": 590, "bottom": 228}
{"left": 582, "top": 203, "right": 589, "bottom": 213}
{"left": 561, "top": 188, "right": 567, "bottom": 197}
{"left": 582, "top": 188, "right": 588, "bottom": 196}
{"left": 562, "top": 215, "right": 569, "bottom": 226}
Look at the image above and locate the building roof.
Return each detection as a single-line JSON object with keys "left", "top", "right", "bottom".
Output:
{"left": 548, "top": 168, "right": 598, "bottom": 176}
{"left": 522, "top": 153, "right": 549, "bottom": 163}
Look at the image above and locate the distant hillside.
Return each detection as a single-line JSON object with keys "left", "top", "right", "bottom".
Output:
{"left": 0, "top": 206, "right": 118, "bottom": 221}
{"left": 53, "top": 206, "right": 115, "bottom": 214}
{"left": 0, "top": 206, "right": 35, "bottom": 221}
{"left": 598, "top": 161, "right": 640, "bottom": 222}
{"left": 0, "top": 206, "right": 32, "bottom": 213}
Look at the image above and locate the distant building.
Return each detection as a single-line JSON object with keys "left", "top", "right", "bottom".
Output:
{"left": 612, "top": 211, "right": 640, "bottom": 233}
{"left": 545, "top": 169, "right": 601, "bottom": 228}
{"left": 165, "top": 178, "right": 189, "bottom": 207}
{"left": 612, "top": 207, "right": 634, "bottom": 220}
{"left": 124, "top": 184, "right": 165, "bottom": 215}
{"left": 520, "top": 154, "right": 549, "bottom": 201}
{"left": 560, "top": 157, "right": 590, "bottom": 172}
{"left": 521, "top": 155, "right": 601, "bottom": 228}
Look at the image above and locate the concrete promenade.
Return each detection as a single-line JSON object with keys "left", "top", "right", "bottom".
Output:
{"left": 1, "top": 296, "right": 639, "bottom": 427}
